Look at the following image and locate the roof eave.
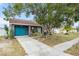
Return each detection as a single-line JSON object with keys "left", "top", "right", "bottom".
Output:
{"left": 9, "top": 23, "right": 42, "bottom": 27}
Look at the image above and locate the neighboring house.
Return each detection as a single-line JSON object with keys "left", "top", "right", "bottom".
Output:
{"left": 0, "top": 17, "right": 8, "bottom": 36}
{"left": 0, "top": 27, "right": 7, "bottom": 36}
{"left": 51, "top": 22, "right": 79, "bottom": 34}
{"left": 69, "top": 29, "right": 77, "bottom": 33}
{"left": 51, "top": 28, "right": 60, "bottom": 34}
{"left": 9, "top": 19, "right": 42, "bottom": 36}
{"left": 51, "top": 27, "right": 77, "bottom": 34}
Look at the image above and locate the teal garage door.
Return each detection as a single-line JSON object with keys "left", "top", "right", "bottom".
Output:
{"left": 14, "top": 25, "right": 28, "bottom": 36}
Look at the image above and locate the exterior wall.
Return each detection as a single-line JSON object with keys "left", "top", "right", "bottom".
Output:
{"left": 31, "top": 26, "right": 42, "bottom": 33}
{"left": 28, "top": 26, "right": 42, "bottom": 35}
{"left": 37, "top": 28, "right": 41, "bottom": 33}
{"left": 37, "top": 27, "right": 42, "bottom": 33}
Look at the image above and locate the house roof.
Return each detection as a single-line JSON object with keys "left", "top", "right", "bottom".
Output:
{"left": 9, "top": 18, "right": 41, "bottom": 26}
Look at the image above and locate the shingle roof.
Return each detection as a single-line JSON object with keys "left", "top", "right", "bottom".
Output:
{"left": 9, "top": 18, "right": 41, "bottom": 26}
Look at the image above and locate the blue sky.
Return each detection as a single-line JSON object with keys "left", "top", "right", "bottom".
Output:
{"left": 0, "top": 3, "right": 7, "bottom": 18}
{"left": 0, "top": 3, "right": 34, "bottom": 20}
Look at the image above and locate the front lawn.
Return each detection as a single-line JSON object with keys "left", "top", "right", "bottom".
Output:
{"left": 34, "top": 33, "right": 79, "bottom": 47}
{"left": 65, "top": 43, "right": 79, "bottom": 56}
{"left": 0, "top": 37, "right": 27, "bottom": 56}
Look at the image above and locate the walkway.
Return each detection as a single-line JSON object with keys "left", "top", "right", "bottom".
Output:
{"left": 16, "top": 36, "right": 79, "bottom": 56}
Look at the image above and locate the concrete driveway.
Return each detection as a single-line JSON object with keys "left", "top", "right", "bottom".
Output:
{"left": 15, "top": 36, "right": 77, "bottom": 56}
{"left": 16, "top": 36, "right": 55, "bottom": 56}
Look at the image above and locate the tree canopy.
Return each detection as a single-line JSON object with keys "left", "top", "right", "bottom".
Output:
{"left": 3, "top": 3, "right": 79, "bottom": 32}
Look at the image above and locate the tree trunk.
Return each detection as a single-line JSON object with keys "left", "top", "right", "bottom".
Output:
{"left": 46, "top": 24, "right": 52, "bottom": 35}
{"left": 65, "top": 30, "right": 69, "bottom": 35}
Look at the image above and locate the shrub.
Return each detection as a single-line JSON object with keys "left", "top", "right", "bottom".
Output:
{"left": 8, "top": 29, "right": 14, "bottom": 39}
{"left": 4, "top": 25, "right": 14, "bottom": 39}
{"left": 31, "top": 32, "right": 42, "bottom": 37}
{"left": 4, "top": 25, "right": 9, "bottom": 39}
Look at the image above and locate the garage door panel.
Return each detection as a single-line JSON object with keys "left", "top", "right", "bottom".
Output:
{"left": 14, "top": 25, "right": 28, "bottom": 36}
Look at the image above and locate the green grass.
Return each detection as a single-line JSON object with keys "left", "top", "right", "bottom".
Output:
{"left": 34, "top": 33, "right": 79, "bottom": 47}
{"left": 65, "top": 43, "right": 79, "bottom": 56}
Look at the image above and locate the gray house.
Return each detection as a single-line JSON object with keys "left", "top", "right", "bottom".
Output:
{"left": 9, "top": 19, "right": 42, "bottom": 36}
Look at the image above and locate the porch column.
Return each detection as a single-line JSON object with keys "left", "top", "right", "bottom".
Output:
{"left": 29, "top": 26, "right": 31, "bottom": 36}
